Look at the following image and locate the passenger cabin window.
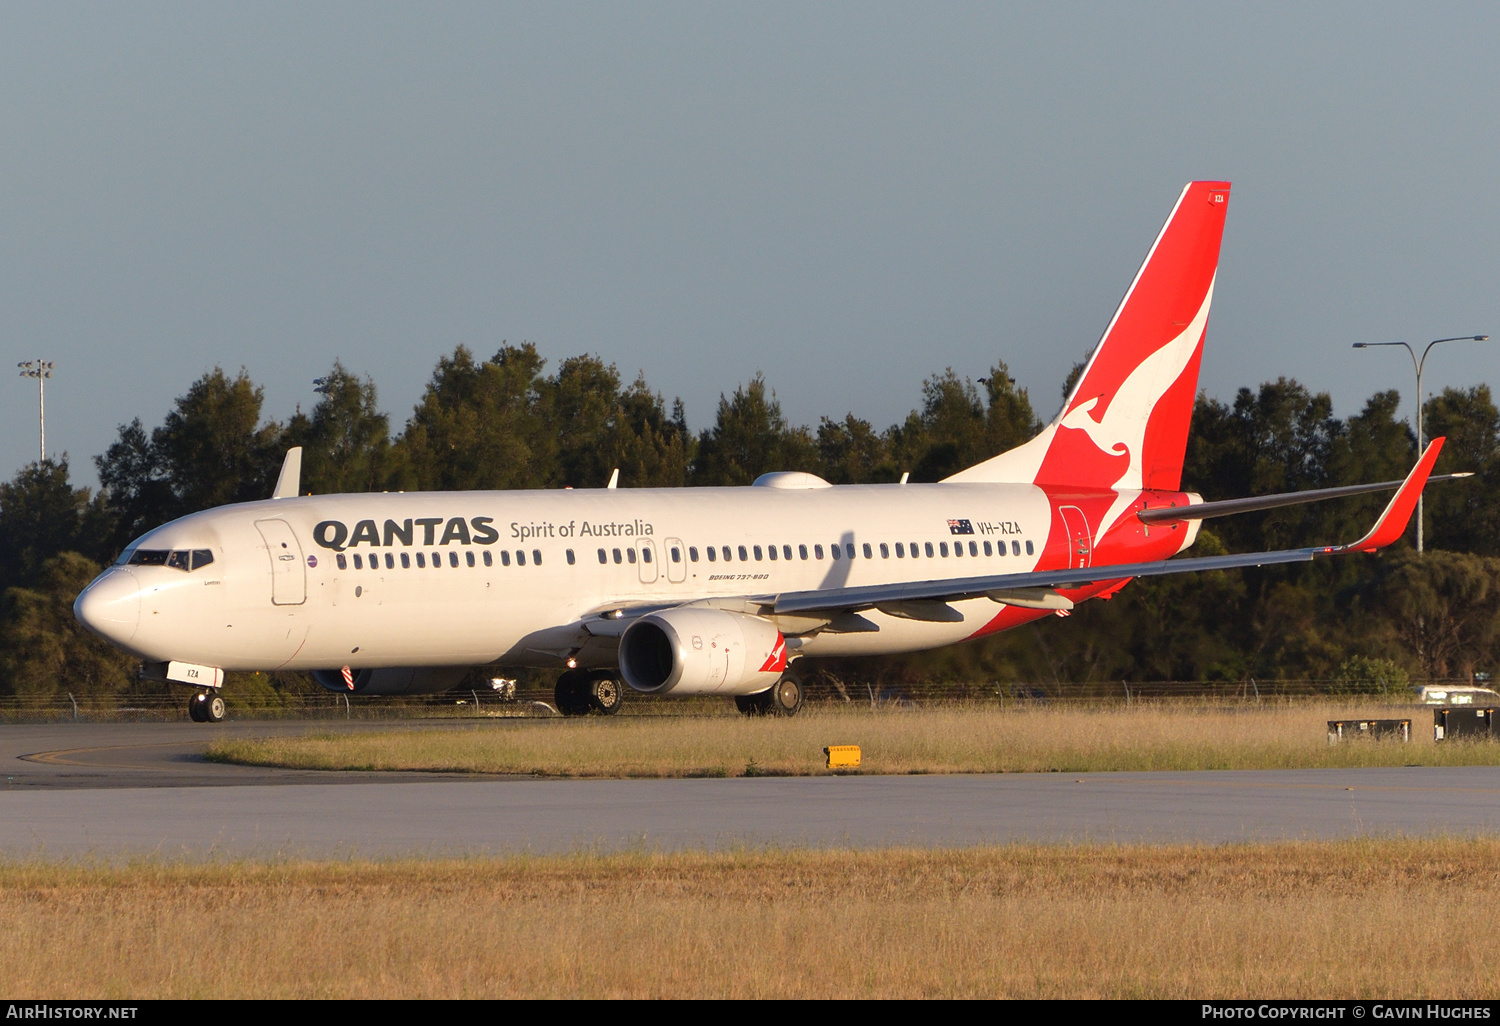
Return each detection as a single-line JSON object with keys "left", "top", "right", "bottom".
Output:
{"left": 925, "top": 542, "right": 935, "bottom": 558}
{"left": 626, "top": 549, "right": 636, "bottom": 564}
{"left": 1025, "top": 541, "right": 1034, "bottom": 555}
{"left": 465, "top": 551, "right": 475, "bottom": 567}
{"left": 723, "top": 546, "right": 733, "bottom": 562}
{"left": 670, "top": 546, "right": 681, "bottom": 563}
{"left": 416, "top": 552, "right": 426, "bottom": 568}
{"left": 799, "top": 544, "right": 808, "bottom": 560}
{"left": 846, "top": 543, "right": 856, "bottom": 559}
{"left": 533, "top": 549, "right": 542, "bottom": 565}
{"left": 984, "top": 541, "right": 993, "bottom": 556}
{"left": 783, "top": 545, "right": 792, "bottom": 560}
{"left": 706, "top": 547, "right": 716, "bottom": 562}
{"left": 766, "top": 545, "right": 776, "bottom": 560}
{"left": 862, "top": 543, "right": 873, "bottom": 559}
{"left": 895, "top": 543, "right": 904, "bottom": 558}
{"left": 641, "top": 547, "right": 652, "bottom": 563}
{"left": 613, "top": 548, "right": 623, "bottom": 564}
{"left": 515, "top": 551, "right": 524, "bottom": 566}
{"left": 501, "top": 550, "right": 511, "bottom": 566}
{"left": 879, "top": 543, "right": 889, "bottom": 558}
{"left": 969, "top": 541, "right": 978, "bottom": 556}
{"left": 598, "top": 548, "right": 607, "bottom": 564}
{"left": 337, "top": 554, "right": 348, "bottom": 570}
{"left": 830, "top": 544, "right": 841, "bottom": 560}
{"left": 401, "top": 553, "right": 411, "bottom": 568}
{"left": 385, "top": 553, "right": 395, "bottom": 570}
{"left": 566, "top": 549, "right": 575, "bottom": 565}
{"left": 738, "top": 546, "right": 748, "bottom": 561}
{"left": 353, "top": 554, "right": 363, "bottom": 569}
{"left": 689, "top": 547, "right": 699, "bottom": 562}
{"left": 484, "top": 551, "right": 494, "bottom": 567}
{"left": 814, "top": 544, "right": 824, "bottom": 559}
{"left": 1012, "top": 541, "right": 1021, "bottom": 556}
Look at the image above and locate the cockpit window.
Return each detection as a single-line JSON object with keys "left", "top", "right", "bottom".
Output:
{"left": 127, "top": 548, "right": 214, "bottom": 572}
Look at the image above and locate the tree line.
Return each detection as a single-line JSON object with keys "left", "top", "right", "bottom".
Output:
{"left": 3, "top": 342, "right": 1498, "bottom": 700}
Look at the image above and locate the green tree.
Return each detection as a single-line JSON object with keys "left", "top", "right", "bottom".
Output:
{"left": 1423, "top": 385, "right": 1500, "bottom": 555}
{"left": 95, "top": 368, "right": 286, "bottom": 548}
{"left": 1369, "top": 551, "right": 1500, "bottom": 680}
{"left": 0, "top": 552, "right": 138, "bottom": 698}
{"left": 394, "top": 344, "right": 551, "bottom": 490}
{"left": 692, "top": 375, "right": 819, "bottom": 485}
{"left": 295, "top": 360, "right": 393, "bottom": 494}
{"left": 0, "top": 459, "right": 112, "bottom": 591}
{"left": 817, "top": 414, "right": 895, "bottom": 484}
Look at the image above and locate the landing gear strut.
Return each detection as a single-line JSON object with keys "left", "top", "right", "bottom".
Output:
{"left": 555, "top": 670, "right": 626, "bottom": 716}
{"left": 736, "top": 670, "right": 805, "bottom": 717}
{"left": 188, "top": 691, "right": 225, "bottom": 723}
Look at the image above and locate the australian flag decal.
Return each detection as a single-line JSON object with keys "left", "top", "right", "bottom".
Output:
{"left": 947, "top": 519, "right": 974, "bottom": 535}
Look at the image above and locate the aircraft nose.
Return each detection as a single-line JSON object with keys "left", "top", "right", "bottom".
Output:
{"left": 74, "top": 569, "right": 142, "bottom": 646}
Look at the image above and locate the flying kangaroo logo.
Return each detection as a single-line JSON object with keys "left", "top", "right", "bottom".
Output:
{"left": 758, "top": 634, "right": 788, "bottom": 674}
{"left": 1057, "top": 274, "right": 1216, "bottom": 496}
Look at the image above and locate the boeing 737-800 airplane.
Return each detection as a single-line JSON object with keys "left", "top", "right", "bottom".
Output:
{"left": 74, "top": 182, "right": 1450, "bottom": 722}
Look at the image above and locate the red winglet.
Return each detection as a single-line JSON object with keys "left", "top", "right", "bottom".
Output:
{"left": 1339, "top": 437, "right": 1445, "bottom": 553}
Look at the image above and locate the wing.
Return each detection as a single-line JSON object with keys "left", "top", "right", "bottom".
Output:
{"left": 768, "top": 436, "right": 1445, "bottom": 620}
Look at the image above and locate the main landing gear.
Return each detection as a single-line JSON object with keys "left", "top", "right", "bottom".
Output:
{"left": 735, "top": 671, "right": 805, "bottom": 717}
{"left": 188, "top": 691, "right": 226, "bottom": 723}
{"left": 555, "top": 670, "right": 626, "bottom": 717}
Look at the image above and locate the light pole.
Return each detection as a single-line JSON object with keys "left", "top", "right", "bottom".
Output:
{"left": 1352, "top": 335, "right": 1490, "bottom": 553}
{"left": 17, "top": 359, "right": 54, "bottom": 465}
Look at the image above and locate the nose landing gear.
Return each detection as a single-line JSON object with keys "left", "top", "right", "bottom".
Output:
{"left": 188, "top": 691, "right": 226, "bottom": 723}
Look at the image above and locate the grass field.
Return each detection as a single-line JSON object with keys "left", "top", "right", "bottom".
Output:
{"left": 3, "top": 839, "right": 1497, "bottom": 998}
{"left": 207, "top": 702, "right": 1500, "bottom": 776}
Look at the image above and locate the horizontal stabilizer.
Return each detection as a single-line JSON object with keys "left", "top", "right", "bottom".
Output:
{"left": 1139, "top": 471, "right": 1470, "bottom": 523}
{"left": 767, "top": 439, "right": 1445, "bottom": 620}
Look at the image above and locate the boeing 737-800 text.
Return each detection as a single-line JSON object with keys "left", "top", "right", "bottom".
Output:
{"left": 74, "top": 182, "right": 1451, "bottom": 722}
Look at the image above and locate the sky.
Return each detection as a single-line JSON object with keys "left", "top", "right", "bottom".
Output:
{"left": 2, "top": 2, "right": 1498, "bottom": 484}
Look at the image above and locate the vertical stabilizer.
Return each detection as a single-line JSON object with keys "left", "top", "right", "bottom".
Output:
{"left": 945, "top": 181, "right": 1230, "bottom": 490}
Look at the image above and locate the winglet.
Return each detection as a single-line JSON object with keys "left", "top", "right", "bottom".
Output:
{"left": 272, "top": 447, "right": 303, "bottom": 499}
{"left": 1333, "top": 438, "right": 1444, "bottom": 553}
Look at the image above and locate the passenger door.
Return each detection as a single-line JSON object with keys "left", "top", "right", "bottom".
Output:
{"left": 255, "top": 519, "right": 307, "bottom": 605}
{"left": 637, "top": 540, "right": 659, "bottom": 584}
{"left": 1058, "top": 506, "right": 1092, "bottom": 569}
{"left": 663, "top": 537, "right": 687, "bottom": 583}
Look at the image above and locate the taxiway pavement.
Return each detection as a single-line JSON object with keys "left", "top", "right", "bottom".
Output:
{"left": 3, "top": 722, "right": 1498, "bottom": 859}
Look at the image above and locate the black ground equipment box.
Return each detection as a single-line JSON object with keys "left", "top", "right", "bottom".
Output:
{"left": 1433, "top": 707, "right": 1496, "bottom": 742}
{"left": 1327, "top": 719, "right": 1411, "bottom": 743}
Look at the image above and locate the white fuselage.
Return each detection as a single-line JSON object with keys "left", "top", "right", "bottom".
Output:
{"left": 75, "top": 478, "right": 1102, "bottom": 674}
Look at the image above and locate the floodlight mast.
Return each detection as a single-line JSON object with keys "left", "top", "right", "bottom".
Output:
{"left": 17, "top": 359, "right": 54, "bottom": 465}
{"left": 1352, "top": 335, "right": 1490, "bottom": 552}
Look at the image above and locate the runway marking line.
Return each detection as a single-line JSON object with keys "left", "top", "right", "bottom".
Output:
{"left": 20, "top": 741, "right": 210, "bottom": 768}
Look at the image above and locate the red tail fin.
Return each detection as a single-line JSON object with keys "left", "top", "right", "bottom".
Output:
{"left": 946, "top": 182, "right": 1230, "bottom": 489}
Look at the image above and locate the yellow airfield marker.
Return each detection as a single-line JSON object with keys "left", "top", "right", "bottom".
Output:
{"left": 824, "top": 745, "right": 861, "bottom": 770}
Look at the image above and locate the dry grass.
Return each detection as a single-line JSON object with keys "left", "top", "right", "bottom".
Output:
{"left": 208, "top": 702, "right": 1499, "bottom": 776}
{"left": 3, "top": 839, "right": 1499, "bottom": 998}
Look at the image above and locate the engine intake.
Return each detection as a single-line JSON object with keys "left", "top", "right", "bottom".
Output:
{"left": 618, "top": 608, "right": 787, "bottom": 696}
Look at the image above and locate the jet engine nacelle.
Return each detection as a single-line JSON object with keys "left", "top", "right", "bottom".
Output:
{"left": 618, "top": 607, "right": 787, "bottom": 696}
{"left": 311, "top": 666, "right": 470, "bottom": 696}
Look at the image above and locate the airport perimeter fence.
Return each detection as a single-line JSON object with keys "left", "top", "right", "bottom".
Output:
{"left": 0, "top": 677, "right": 1478, "bottom": 722}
